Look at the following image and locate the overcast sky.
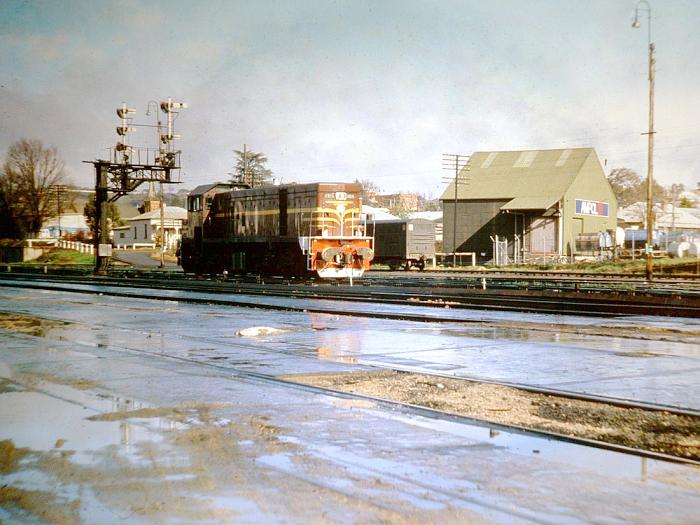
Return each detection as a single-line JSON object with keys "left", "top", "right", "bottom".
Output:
{"left": 1, "top": 0, "right": 698, "bottom": 197}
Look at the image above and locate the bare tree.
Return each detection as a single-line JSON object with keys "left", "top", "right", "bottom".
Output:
{"left": 0, "top": 139, "right": 67, "bottom": 237}
{"left": 356, "top": 179, "right": 381, "bottom": 204}
{"left": 607, "top": 167, "right": 669, "bottom": 208}
{"left": 607, "top": 168, "right": 643, "bottom": 208}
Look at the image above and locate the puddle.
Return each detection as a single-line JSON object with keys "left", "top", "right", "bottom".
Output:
{"left": 256, "top": 452, "right": 295, "bottom": 471}
{"left": 0, "top": 312, "right": 71, "bottom": 337}
{"left": 0, "top": 390, "right": 162, "bottom": 465}
{"left": 394, "top": 413, "right": 671, "bottom": 482}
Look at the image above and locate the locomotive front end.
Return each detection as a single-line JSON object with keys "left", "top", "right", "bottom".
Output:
{"left": 303, "top": 187, "right": 374, "bottom": 279}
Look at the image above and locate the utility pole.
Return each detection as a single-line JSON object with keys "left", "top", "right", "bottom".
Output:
{"left": 632, "top": 0, "right": 655, "bottom": 281}
{"left": 49, "top": 184, "right": 66, "bottom": 239}
{"left": 442, "top": 154, "right": 470, "bottom": 267}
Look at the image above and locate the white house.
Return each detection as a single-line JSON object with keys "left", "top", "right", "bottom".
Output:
{"left": 113, "top": 206, "right": 187, "bottom": 249}
{"left": 618, "top": 202, "right": 700, "bottom": 233}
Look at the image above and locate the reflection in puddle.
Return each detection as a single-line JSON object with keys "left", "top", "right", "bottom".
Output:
{"left": 316, "top": 347, "right": 357, "bottom": 364}
{"left": 394, "top": 413, "right": 663, "bottom": 483}
{"left": 0, "top": 386, "right": 163, "bottom": 465}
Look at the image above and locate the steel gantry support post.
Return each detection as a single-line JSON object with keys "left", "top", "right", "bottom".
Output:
{"left": 94, "top": 163, "right": 111, "bottom": 274}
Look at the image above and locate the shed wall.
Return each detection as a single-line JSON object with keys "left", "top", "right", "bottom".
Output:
{"left": 442, "top": 199, "right": 514, "bottom": 262}
{"left": 561, "top": 154, "right": 618, "bottom": 256}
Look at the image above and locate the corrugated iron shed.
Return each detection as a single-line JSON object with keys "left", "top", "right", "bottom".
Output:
{"left": 441, "top": 148, "right": 596, "bottom": 204}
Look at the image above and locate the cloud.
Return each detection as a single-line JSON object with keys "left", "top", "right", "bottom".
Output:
{"left": 0, "top": 0, "right": 698, "bottom": 194}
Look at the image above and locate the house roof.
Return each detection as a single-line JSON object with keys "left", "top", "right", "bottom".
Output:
{"left": 408, "top": 211, "right": 442, "bottom": 222}
{"left": 189, "top": 182, "right": 240, "bottom": 196}
{"left": 618, "top": 203, "right": 700, "bottom": 230}
{"left": 362, "top": 205, "right": 400, "bottom": 221}
{"left": 440, "top": 148, "right": 598, "bottom": 205}
{"left": 126, "top": 206, "right": 187, "bottom": 221}
{"left": 42, "top": 213, "right": 89, "bottom": 229}
{"left": 500, "top": 195, "right": 560, "bottom": 211}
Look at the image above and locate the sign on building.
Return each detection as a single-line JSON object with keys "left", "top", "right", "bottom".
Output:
{"left": 575, "top": 199, "right": 609, "bottom": 217}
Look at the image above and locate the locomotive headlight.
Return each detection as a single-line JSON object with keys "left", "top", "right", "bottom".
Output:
{"left": 336, "top": 204, "right": 345, "bottom": 214}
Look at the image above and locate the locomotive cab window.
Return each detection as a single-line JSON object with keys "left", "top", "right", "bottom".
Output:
{"left": 188, "top": 196, "right": 202, "bottom": 212}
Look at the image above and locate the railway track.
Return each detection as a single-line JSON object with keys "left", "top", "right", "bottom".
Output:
{"left": 2, "top": 277, "right": 699, "bottom": 412}
{"left": 13, "top": 296, "right": 695, "bottom": 465}
{"left": 2, "top": 270, "right": 699, "bottom": 317}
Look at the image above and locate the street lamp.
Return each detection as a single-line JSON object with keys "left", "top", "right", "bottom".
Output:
{"left": 632, "top": 0, "right": 655, "bottom": 281}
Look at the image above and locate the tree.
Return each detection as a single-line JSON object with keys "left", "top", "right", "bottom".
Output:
{"left": 679, "top": 196, "right": 696, "bottom": 208}
{"left": 0, "top": 187, "right": 25, "bottom": 238}
{"left": 388, "top": 201, "right": 412, "bottom": 219}
{"left": 417, "top": 193, "right": 440, "bottom": 211}
{"left": 0, "top": 139, "right": 67, "bottom": 237}
{"left": 607, "top": 168, "right": 644, "bottom": 208}
{"left": 607, "top": 167, "right": 668, "bottom": 208}
{"left": 230, "top": 147, "right": 272, "bottom": 188}
{"left": 356, "top": 179, "right": 382, "bottom": 204}
{"left": 84, "top": 196, "right": 125, "bottom": 239}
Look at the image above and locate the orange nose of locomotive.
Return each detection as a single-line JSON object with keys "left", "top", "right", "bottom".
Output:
{"left": 311, "top": 238, "right": 373, "bottom": 279}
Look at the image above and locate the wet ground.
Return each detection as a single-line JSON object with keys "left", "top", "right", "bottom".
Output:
{"left": 283, "top": 369, "right": 700, "bottom": 460}
{"left": 3, "top": 280, "right": 700, "bottom": 410}
{"left": 1, "top": 284, "right": 700, "bottom": 523}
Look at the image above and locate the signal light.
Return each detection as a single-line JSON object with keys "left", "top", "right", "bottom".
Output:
{"left": 116, "top": 126, "right": 135, "bottom": 136}
{"left": 116, "top": 107, "right": 136, "bottom": 118}
{"left": 160, "top": 133, "right": 180, "bottom": 143}
{"left": 160, "top": 101, "right": 188, "bottom": 113}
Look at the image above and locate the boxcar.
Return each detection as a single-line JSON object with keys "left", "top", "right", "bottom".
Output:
{"left": 372, "top": 218, "right": 436, "bottom": 270}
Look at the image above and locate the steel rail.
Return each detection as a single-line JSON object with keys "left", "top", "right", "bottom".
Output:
{"left": 2, "top": 277, "right": 700, "bottom": 418}
{"left": 15, "top": 309, "right": 696, "bottom": 466}
{"left": 2, "top": 272, "right": 699, "bottom": 317}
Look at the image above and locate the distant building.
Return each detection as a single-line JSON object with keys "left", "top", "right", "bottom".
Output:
{"left": 363, "top": 205, "right": 400, "bottom": 222}
{"left": 113, "top": 206, "right": 187, "bottom": 249}
{"left": 40, "top": 213, "right": 90, "bottom": 239}
{"left": 440, "top": 148, "right": 618, "bottom": 264}
{"left": 375, "top": 192, "right": 418, "bottom": 211}
{"left": 618, "top": 202, "right": 700, "bottom": 233}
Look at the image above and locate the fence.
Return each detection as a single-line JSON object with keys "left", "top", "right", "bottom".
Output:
{"left": 58, "top": 240, "right": 95, "bottom": 255}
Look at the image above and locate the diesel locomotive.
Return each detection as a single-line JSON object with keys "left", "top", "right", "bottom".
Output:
{"left": 178, "top": 181, "right": 374, "bottom": 278}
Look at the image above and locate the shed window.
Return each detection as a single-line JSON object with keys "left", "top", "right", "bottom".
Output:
{"left": 144, "top": 224, "right": 147, "bottom": 238}
{"left": 555, "top": 149, "right": 573, "bottom": 167}
{"left": 481, "top": 152, "right": 498, "bottom": 168}
{"left": 514, "top": 151, "right": 538, "bottom": 168}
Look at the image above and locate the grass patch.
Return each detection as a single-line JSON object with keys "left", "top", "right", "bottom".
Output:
{"left": 490, "top": 257, "right": 700, "bottom": 274}
{"left": 23, "top": 249, "right": 94, "bottom": 266}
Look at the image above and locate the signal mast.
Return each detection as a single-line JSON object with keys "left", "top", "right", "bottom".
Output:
{"left": 86, "top": 98, "right": 187, "bottom": 274}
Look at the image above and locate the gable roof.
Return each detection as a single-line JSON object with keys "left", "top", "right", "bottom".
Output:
{"left": 126, "top": 206, "right": 187, "bottom": 221}
{"left": 189, "top": 182, "right": 238, "bottom": 196}
{"left": 440, "top": 148, "right": 600, "bottom": 206}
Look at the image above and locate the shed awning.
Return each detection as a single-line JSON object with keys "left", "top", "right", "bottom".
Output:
{"left": 500, "top": 196, "right": 559, "bottom": 211}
